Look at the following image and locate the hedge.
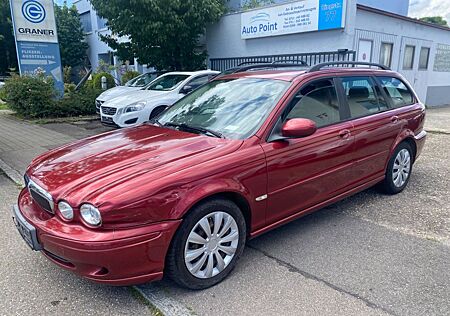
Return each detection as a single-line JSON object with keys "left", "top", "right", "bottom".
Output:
{"left": 4, "top": 75, "right": 101, "bottom": 118}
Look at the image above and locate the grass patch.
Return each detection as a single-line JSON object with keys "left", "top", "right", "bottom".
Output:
{"left": 0, "top": 103, "right": 9, "bottom": 110}
{"left": 129, "top": 287, "right": 165, "bottom": 316}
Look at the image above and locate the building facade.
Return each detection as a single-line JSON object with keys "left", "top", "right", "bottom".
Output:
{"left": 207, "top": 0, "right": 450, "bottom": 106}
{"left": 75, "top": 0, "right": 450, "bottom": 106}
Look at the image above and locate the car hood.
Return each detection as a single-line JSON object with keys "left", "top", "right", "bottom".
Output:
{"left": 97, "top": 86, "right": 141, "bottom": 102}
{"left": 103, "top": 89, "right": 170, "bottom": 108}
{"left": 27, "top": 125, "right": 242, "bottom": 206}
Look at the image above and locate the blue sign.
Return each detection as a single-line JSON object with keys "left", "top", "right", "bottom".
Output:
{"left": 17, "top": 42, "right": 64, "bottom": 94}
{"left": 22, "top": 0, "right": 46, "bottom": 24}
{"left": 10, "top": 0, "right": 64, "bottom": 96}
{"left": 241, "top": 0, "right": 346, "bottom": 39}
{"left": 318, "top": 0, "right": 344, "bottom": 31}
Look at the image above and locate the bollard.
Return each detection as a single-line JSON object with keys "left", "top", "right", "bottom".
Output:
{"left": 101, "top": 76, "right": 107, "bottom": 90}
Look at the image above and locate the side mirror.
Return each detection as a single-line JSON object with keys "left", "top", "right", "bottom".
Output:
{"left": 281, "top": 118, "right": 317, "bottom": 138}
{"left": 181, "top": 85, "right": 193, "bottom": 94}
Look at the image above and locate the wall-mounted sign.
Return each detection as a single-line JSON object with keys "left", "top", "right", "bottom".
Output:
{"left": 434, "top": 44, "right": 450, "bottom": 72}
{"left": 241, "top": 0, "right": 346, "bottom": 39}
{"left": 10, "top": 0, "right": 63, "bottom": 95}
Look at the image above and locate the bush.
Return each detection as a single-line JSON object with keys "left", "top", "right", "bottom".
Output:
{"left": 92, "top": 72, "right": 116, "bottom": 90}
{"left": 4, "top": 75, "right": 56, "bottom": 117}
{"left": 4, "top": 75, "right": 101, "bottom": 118}
{"left": 58, "top": 86, "right": 101, "bottom": 116}
{"left": 121, "top": 70, "right": 140, "bottom": 85}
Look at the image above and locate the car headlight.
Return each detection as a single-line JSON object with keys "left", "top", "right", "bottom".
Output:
{"left": 124, "top": 101, "right": 147, "bottom": 113}
{"left": 80, "top": 204, "right": 102, "bottom": 226}
{"left": 58, "top": 201, "right": 74, "bottom": 221}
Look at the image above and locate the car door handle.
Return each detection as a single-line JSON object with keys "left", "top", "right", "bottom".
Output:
{"left": 391, "top": 116, "right": 399, "bottom": 123}
{"left": 339, "top": 129, "right": 351, "bottom": 139}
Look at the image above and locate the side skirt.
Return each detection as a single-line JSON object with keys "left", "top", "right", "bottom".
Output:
{"left": 249, "top": 176, "right": 385, "bottom": 239}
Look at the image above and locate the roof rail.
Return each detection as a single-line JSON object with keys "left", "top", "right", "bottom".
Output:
{"left": 309, "top": 61, "right": 390, "bottom": 72}
{"left": 229, "top": 62, "right": 309, "bottom": 74}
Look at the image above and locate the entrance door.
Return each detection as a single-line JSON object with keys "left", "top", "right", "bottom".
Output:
{"left": 358, "top": 39, "right": 373, "bottom": 63}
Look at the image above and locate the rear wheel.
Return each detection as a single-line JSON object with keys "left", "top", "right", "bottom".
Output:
{"left": 165, "top": 199, "right": 246, "bottom": 290}
{"left": 381, "top": 142, "right": 413, "bottom": 194}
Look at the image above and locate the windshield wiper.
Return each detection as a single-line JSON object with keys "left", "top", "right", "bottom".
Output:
{"left": 164, "top": 122, "right": 225, "bottom": 139}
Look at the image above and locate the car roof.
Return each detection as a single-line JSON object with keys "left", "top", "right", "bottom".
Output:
{"left": 217, "top": 67, "right": 397, "bottom": 82}
{"left": 162, "top": 70, "right": 220, "bottom": 76}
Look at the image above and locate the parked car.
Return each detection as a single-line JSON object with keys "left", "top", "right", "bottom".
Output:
{"left": 95, "top": 72, "right": 159, "bottom": 113}
{"left": 12, "top": 62, "right": 426, "bottom": 290}
{"left": 99, "top": 70, "right": 220, "bottom": 127}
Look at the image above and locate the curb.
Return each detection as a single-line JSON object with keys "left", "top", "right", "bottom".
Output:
{"left": 0, "top": 158, "right": 24, "bottom": 187}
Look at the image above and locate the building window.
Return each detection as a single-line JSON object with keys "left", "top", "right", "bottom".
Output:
{"left": 419, "top": 47, "right": 430, "bottom": 70}
{"left": 79, "top": 11, "right": 92, "bottom": 33}
{"left": 380, "top": 43, "right": 393, "bottom": 68}
{"left": 403, "top": 45, "right": 415, "bottom": 70}
{"left": 97, "top": 15, "right": 107, "bottom": 30}
{"left": 98, "top": 53, "right": 113, "bottom": 65}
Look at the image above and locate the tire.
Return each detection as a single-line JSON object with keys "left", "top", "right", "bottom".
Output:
{"left": 165, "top": 198, "right": 247, "bottom": 290}
{"left": 149, "top": 106, "right": 167, "bottom": 120}
{"left": 380, "top": 142, "right": 413, "bottom": 194}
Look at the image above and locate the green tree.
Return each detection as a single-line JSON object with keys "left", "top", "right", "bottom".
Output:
{"left": 0, "top": 0, "right": 18, "bottom": 75}
{"left": 54, "top": 3, "right": 88, "bottom": 68}
{"left": 419, "top": 16, "right": 448, "bottom": 26}
{"left": 242, "top": 0, "right": 274, "bottom": 10}
{"left": 89, "top": 0, "right": 227, "bottom": 71}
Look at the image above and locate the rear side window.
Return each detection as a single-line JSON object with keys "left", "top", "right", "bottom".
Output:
{"left": 341, "top": 77, "right": 388, "bottom": 118}
{"left": 378, "top": 77, "right": 414, "bottom": 108}
{"left": 286, "top": 79, "right": 340, "bottom": 128}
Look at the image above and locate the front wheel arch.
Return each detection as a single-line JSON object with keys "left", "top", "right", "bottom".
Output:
{"left": 149, "top": 105, "right": 169, "bottom": 120}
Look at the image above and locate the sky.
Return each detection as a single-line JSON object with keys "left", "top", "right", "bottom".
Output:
{"left": 409, "top": 0, "right": 450, "bottom": 23}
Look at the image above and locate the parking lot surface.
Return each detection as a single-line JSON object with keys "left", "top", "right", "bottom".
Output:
{"left": 140, "top": 132, "right": 450, "bottom": 316}
{"left": 0, "top": 108, "right": 449, "bottom": 315}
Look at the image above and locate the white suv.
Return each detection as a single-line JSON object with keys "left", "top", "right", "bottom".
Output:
{"left": 100, "top": 70, "right": 220, "bottom": 128}
{"left": 95, "top": 72, "right": 158, "bottom": 113}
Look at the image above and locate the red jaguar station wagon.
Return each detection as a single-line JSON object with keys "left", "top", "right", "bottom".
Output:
{"left": 12, "top": 62, "right": 426, "bottom": 289}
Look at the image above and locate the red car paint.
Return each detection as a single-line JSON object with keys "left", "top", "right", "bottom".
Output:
{"left": 15, "top": 68, "right": 426, "bottom": 285}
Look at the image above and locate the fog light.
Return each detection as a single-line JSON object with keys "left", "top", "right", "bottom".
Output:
{"left": 58, "top": 201, "right": 74, "bottom": 220}
{"left": 80, "top": 204, "right": 102, "bottom": 226}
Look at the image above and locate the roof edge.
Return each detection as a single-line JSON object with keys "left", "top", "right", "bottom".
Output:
{"left": 357, "top": 4, "right": 450, "bottom": 32}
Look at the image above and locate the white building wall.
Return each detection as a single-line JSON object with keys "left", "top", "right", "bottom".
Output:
{"left": 354, "top": 7, "right": 450, "bottom": 106}
{"left": 206, "top": 0, "right": 358, "bottom": 59}
{"left": 73, "top": 0, "right": 111, "bottom": 70}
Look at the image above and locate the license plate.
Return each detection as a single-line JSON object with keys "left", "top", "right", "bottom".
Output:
{"left": 101, "top": 116, "right": 113, "bottom": 123}
{"left": 12, "top": 205, "right": 42, "bottom": 251}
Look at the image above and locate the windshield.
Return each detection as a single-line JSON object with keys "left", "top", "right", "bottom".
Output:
{"left": 146, "top": 74, "right": 189, "bottom": 91}
{"left": 157, "top": 78, "right": 290, "bottom": 139}
{"left": 125, "top": 73, "right": 155, "bottom": 87}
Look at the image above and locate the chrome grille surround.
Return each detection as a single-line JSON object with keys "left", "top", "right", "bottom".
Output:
{"left": 27, "top": 178, "right": 54, "bottom": 214}
{"left": 101, "top": 106, "right": 117, "bottom": 116}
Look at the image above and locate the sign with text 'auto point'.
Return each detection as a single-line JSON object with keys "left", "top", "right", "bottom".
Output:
{"left": 241, "top": 0, "right": 347, "bottom": 39}
{"left": 10, "top": 0, "right": 64, "bottom": 94}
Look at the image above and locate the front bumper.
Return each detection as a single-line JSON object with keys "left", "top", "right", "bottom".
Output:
{"left": 100, "top": 108, "right": 148, "bottom": 128}
{"left": 13, "top": 189, "right": 181, "bottom": 286}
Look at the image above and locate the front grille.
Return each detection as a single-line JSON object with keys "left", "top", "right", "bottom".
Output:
{"left": 101, "top": 106, "right": 117, "bottom": 116}
{"left": 27, "top": 179, "right": 54, "bottom": 214}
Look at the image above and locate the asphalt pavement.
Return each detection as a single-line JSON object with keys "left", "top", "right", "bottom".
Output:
{"left": 0, "top": 107, "right": 449, "bottom": 316}
{"left": 139, "top": 132, "right": 450, "bottom": 316}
